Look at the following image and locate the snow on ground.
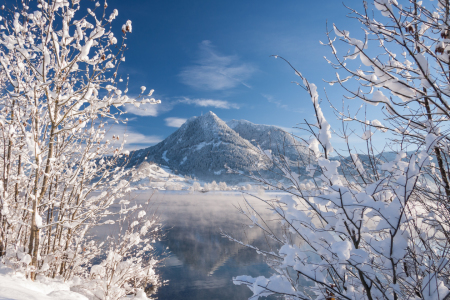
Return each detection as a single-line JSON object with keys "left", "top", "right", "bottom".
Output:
{"left": 135, "top": 164, "right": 188, "bottom": 190}
{"left": 0, "top": 264, "right": 151, "bottom": 300}
{"left": 136, "top": 164, "right": 263, "bottom": 192}
{"left": 0, "top": 264, "right": 87, "bottom": 300}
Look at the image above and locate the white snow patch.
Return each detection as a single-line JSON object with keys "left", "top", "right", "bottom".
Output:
{"left": 195, "top": 141, "right": 227, "bottom": 151}
{"left": 0, "top": 264, "right": 88, "bottom": 300}
{"left": 162, "top": 150, "right": 169, "bottom": 163}
{"left": 180, "top": 156, "right": 187, "bottom": 165}
{"left": 362, "top": 130, "right": 373, "bottom": 140}
{"left": 196, "top": 142, "right": 208, "bottom": 150}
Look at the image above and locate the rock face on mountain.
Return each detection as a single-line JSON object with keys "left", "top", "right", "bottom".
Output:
{"left": 126, "top": 112, "right": 268, "bottom": 182}
{"left": 226, "top": 119, "right": 308, "bottom": 161}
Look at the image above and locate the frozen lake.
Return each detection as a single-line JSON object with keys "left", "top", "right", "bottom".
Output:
{"left": 131, "top": 190, "right": 282, "bottom": 300}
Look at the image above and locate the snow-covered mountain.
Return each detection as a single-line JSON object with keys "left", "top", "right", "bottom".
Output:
{"left": 227, "top": 119, "right": 308, "bottom": 161}
{"left": 125, "top": 112, "right": 273, "bottom": 182}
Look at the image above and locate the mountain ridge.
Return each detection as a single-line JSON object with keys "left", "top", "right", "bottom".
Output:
{"left": 226, "top": 119, "right": 308, "bottom": 162}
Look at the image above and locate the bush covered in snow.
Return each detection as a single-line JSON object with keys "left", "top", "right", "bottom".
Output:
{"left": 226, "top": 0, "right": 450, "bottom": 299}
{"left": 192, "top": 181, "right": 202, "bottom": 191}
{"left": 0, "top": 0, "right": 161, "bottom": 299}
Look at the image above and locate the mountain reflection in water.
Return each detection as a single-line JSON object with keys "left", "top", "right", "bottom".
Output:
{"left": 133, "top": 191, "right": 281, "bottom": 300}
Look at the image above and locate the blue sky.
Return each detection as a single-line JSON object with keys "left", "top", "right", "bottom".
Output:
{"left": 106, "top": 0, "right": 380, "bottom": 152}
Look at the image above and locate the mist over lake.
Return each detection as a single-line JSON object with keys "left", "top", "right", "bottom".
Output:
{"left": 91, "top": 191, "right": 283, "bottom": 300}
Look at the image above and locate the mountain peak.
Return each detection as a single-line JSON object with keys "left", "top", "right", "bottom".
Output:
{"left": 198, "top": 111, "right": 222, "bottom": 124}
{"left": 198, "top": 111, "right": 220, "bottom": 122}
{"left": 183, "top": 111, "right": 220, "bottom": 126}
{"left": 183, "top": 111, "right": 228, "bottom": 133}
{"left": 204, "top": 111, "right": 216, "bottom": 117}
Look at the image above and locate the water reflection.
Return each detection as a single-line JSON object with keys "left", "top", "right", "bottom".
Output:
{"left": 135, "top": 191, "right": 281, "bottom": 300}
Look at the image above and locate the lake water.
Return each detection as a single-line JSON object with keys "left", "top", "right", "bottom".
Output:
{"left": 130, "top": 191, "right": 283, "bottom": 300}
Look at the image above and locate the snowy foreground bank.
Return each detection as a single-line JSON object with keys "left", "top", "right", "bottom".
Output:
{"left": 0, "top": 264, "right": 149, "bottom": 300}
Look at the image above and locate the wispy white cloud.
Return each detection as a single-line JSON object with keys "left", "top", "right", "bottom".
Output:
{"left": 180, "top": 97, "right": 240, "bottom": 109}
{"left": 123, "top": 92, "right": 239, "bottom": 119}
{"left": 124, "top": 103, "right": 160, "bottom": 116}
{"left": 124, "top": 100, "right": 173, "bottom": 117}
{"left": 165, "top": 117, "right": 187, "bottom": 128}
{"left": 262, "top": 94, "right": 288, "bottom": 109}
{"left": 105, "top": 124, "right": 162, "bottom": 151}
{"left": 124, "top": 97, "right": 239, "bottom": 118}
{"left": 179, "top": 40, "right": 255, "bottom": 90}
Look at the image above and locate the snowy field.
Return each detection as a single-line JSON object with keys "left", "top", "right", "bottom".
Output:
{"left": 0, "top": 265, "right": 88, "bottom": 300}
